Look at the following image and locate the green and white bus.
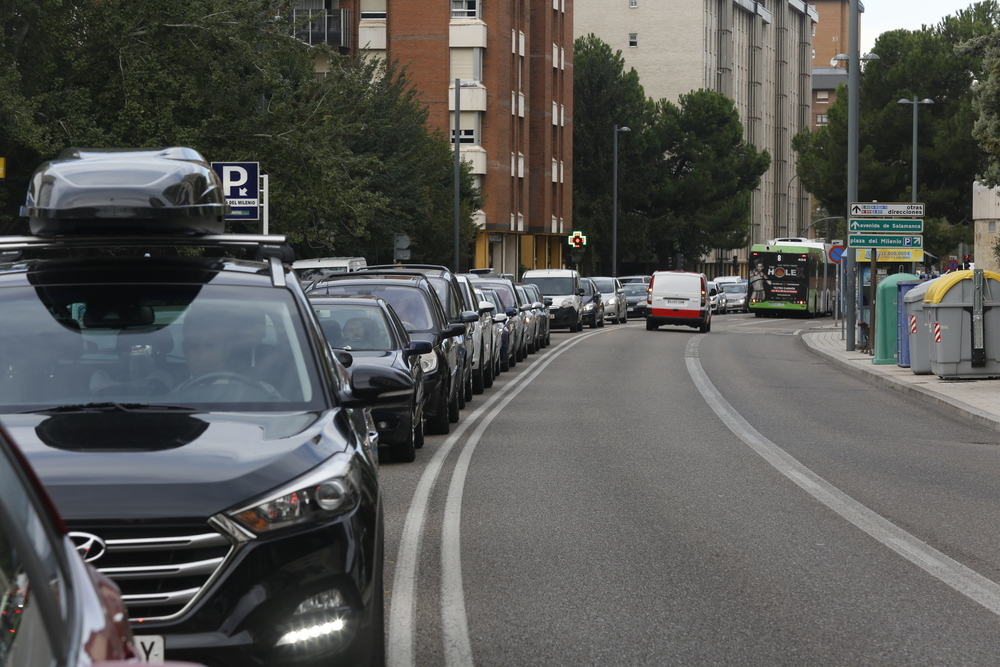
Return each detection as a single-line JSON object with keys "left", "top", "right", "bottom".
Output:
{"left": 748, "top": 238, "right": 836, "bottom": 317}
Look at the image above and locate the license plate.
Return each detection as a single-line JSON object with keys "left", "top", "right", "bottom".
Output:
{"left": 134, "top": 635, "right": 165, "bottom": 663}
{"left": 666, "top": 299, "right": 685, "bottom": 305}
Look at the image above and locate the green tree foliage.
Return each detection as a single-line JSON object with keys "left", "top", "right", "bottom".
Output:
{"left": 794, "top": 2, "right": 994, "bottom": 259}
{"left": 0, "top": 0, "right": 480, "bottom": 264}
{"left": 573, "top": 35, "right": 768, "bottom": 273}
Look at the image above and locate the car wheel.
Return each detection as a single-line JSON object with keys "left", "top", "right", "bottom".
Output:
{"left": 426, "top": 403, "right": 450, "bottom": 435}
{"left": 514, "top": 343, "right": 523, "bottom": 362}
{"left": 464, "top": 371, "right": 473, "bottom": 402}
{"left": 500, "top": 350, "right": 509, "bottom": 372}
{"left": 700, "top": 317, "right": 710, "bottom": 333}
{"left": 457, "top": 373, "right": 466, "bottom": 409}
{"left": 597, "top": 315, "right": 605, "bottom": 328}
{"left": 483, "top": 359, "right": 494, "bottom": 388}
{"left": 414, "top": 417, "right": 424, "bottom": 449}
{"left": 473, "top": 365, "right": 484, "bottom": 394}
{"left": 448, "top": 383, "right": 460, "bottom": 423}
{"left": 646, "top": 319, "right": 658, "bottom": 331}
{"left": 392, "top": 419, "right": 417, "bottom": 463}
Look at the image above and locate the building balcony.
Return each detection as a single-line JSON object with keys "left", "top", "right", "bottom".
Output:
{"left": 289, "top": 8, "right": 352, "bottom": 49}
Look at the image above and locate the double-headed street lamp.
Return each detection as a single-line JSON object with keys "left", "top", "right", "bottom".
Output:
{"left": 612, "top": 124, "right": 631, "bottom": 277}
{"left": 898, "top": 96, "right": 934, "bottom": 203}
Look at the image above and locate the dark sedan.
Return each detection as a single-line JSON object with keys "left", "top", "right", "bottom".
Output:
{"left": 310, "top": 294, "right": 432, "bottom": 463}
{"left": 623, "top": 282, "right": 650, "bottom": 318}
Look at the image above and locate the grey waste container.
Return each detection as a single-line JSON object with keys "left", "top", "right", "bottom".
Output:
{"left": 896, "top": 281, "right": 924, "bottom": 368}
{"left": 924, "top": 270, "right": 1000, "bottom": 379}
{"left": 903, "top": 279, "right": 937, "bottom": 374}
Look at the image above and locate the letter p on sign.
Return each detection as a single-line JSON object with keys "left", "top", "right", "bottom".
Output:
{"left": 222, "top": 166, "right": 248, "bottom": 196}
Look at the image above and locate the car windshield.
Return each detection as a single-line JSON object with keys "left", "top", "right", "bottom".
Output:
{"left": 723, "top": 284, "right": 747, "bottom": 294}
{"left": 474, "top": 281, "right": 516, "bottom": 309}
{"left": 524, "top": 277, "right": 575, "bottom": 295}
{"left": 316, "top": 283, "right": 435, "bottom": 332}
{"left": 623, "top": 283, "right": 648, "bottom": 296}
{"left": 0, "top": 284, "right": 323, "bottom": 412}
{"left": 591, "top": 278, "right": 615, "bottom": 292}
{"left": 312, "top": 304, "right": 394, "bottom": 351}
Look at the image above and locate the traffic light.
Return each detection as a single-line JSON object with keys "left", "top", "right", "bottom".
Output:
{"left": 964, "top": 254, "right": 971, "bottom": 270}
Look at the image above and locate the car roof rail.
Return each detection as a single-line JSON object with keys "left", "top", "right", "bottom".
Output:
{"left": 359, "top": 263, "right": 453, "bottom": 274}
{"left": 0, "top": 233, "right": 294, "bottom": 288}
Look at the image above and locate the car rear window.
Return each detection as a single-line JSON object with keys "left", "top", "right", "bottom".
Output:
{"left": 523, "top": 277, "right": 575, "bottom": 295}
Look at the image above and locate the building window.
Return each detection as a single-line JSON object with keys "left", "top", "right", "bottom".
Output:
{"left": 628, "top": 33, "right": 638, "bottom": 47}
{"left": 990, "top": 221, "right": 997, "bottom": 234}
{"left": 816, "top": 114, "right": 829, "bottom": 125}
{"left": 452, "top": 0, "right": 480, "bottom": 19}
{"left": 360, "top": 0, "right": 386, "bottom": 19}
{"left": 629, "top": 0, "right": 638, "bottom": 7}
{"left": 817, "top": 90, "right": 829, "bottom": 104}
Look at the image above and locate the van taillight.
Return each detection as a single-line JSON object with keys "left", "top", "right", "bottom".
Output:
{"left": 701, "top": 289, "right": 707, "bottom": 307}
{"left": 647, "top": 276, "right": 654, "bottom": 304}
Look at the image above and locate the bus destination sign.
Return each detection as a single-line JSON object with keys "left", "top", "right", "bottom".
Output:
{"left": 850, "top": 202, "right": 924, "bottom": 217}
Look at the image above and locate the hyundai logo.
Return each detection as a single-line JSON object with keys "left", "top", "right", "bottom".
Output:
{"left": 69, "top": 532, "right": 107, "bottom": 563}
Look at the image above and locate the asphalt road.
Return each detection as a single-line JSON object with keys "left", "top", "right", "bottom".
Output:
{"left": 379, "top": 313, "right": 1000, "bottom": 666}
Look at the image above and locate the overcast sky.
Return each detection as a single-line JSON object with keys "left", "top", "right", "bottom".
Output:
{"left": 861, "top": 1, "right": 979, "bottom": 53}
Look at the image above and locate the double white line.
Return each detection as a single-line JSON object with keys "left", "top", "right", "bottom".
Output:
{"left": 388, "top": 327, "right": 619, "bottom": 667}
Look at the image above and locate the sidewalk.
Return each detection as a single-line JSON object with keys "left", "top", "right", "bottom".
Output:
{"left": 802, "top": 325, "right": 1000, "bottom": 434}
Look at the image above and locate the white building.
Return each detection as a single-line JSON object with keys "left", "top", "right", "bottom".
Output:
{"left": 575, "top": 0, "right": 817, "bottom": 274}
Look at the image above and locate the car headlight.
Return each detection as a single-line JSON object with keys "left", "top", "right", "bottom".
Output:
{"left": 419, "top": 352, "right": 438, "bottom": 374}
{"left": 230, "top": 454, "right": 361, "bottom": 534}
{"left": 584, "top": 303, "right": 594, "bottom": 312}
{"left": 606, "top": 297, "right": 617, "bottom": 306}
{"left": 560, "top": 297, "right": 575, "bottom": 308}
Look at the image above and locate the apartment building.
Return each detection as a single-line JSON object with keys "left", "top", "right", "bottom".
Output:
{"left": 810, "top": 0, "right": 863, "bottom": 131}
{"left": 306, "top": 0, "right": 574, "bottom": 273}
{"left": 575, "top": 0, "right": 816, "bottom": 274}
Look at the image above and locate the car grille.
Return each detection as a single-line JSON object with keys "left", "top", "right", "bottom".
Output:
{"left": 70, "top": 522, "right": 235, "bottom": 622}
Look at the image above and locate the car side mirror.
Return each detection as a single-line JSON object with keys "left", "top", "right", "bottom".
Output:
{"left": 443, "top": 323, "right": 467, "bottom": 338}
{"left": 532, "top": 301, "right": 544, "bottom": 309}
{"left": 345, "top": 364, "right": 414, "bottom": 404}
{"left": 459, "top": 310, "right": 480, "bottom": 324}
{"left": 332, "top": 347, "right": 353, "bottom": 368}
{"left": 506, "top": 307, "right": 518, "bottom": 317}
{"left": 520, "top": 304, "right": 531, "bottom": 312}
{"left": 479, "top": 300, "right": 495, "bottom": 314}
{"left": 543, "top": 297, "right": 553, "bottom": 306}
{"left": 577, "top": 288, "right": 585, "bottom": 296}
{"left": 405, "top": 340, "right": 433, "bottom": 357}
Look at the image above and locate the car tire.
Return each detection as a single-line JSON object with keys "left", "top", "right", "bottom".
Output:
{"left": 473, "top": 365, "right": 484, "bottom": 394}
{"left": 426, "top": 404, "right": 449, "bottom": 435}
{"left": 457, "top": 373, "right": 466, "bottom": 409}
{"left": 464, "top": 371, "right": 473, "bottom": 402}
{"left": 448, "top": 383, "right": 460, "bottom": 423}
{"left": 621, "top": 310, "right": 627, "bottom": 323}
{"left": 646, "top": 319, "right": 658, "bottom": 331}
{"left": 392, "top": 421, "right": 417, "bottom": 463}
{"left": 700, "top": 317, "right": 710, "bottom": 333}
{"left": 483, "top": 359, "right": 494, "bottom": 388}
{"left": 414, "top": 418, "right": 424, "bottom": 449}
{"left": 515, "top": 343, "right": 523, "bottom": 362}
{"left": 500, "top": 350, "right": 509, "bottom": 372}
{"left": 597, "top": 315, "right": 605, "bottom": 328}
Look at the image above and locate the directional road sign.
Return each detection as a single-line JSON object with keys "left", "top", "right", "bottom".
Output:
{"left": 850, "top": 202, "right": 924, "bottom": 217}
{"left": 848, "top": 218, "right": 923, "bottom": 233}
{"left": 848, "top": 234, "right": 923, "bottom": 249}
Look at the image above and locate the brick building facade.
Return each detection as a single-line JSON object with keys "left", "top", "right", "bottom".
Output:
{"left": 323, "top": 0, "right": 572, "bottom": 273}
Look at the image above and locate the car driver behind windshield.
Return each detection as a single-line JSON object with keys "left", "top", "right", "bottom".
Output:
{"left": 173, "top": 307, "right": 282, "bottom": 400}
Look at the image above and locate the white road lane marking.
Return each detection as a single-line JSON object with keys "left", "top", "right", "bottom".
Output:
{"left": 388, "top": 326, "right": 623, "bottom": 667}
{"left": 685, "top": 335, "right": 1000, "bottom": 616}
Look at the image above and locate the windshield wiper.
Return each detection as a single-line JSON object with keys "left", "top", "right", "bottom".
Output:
{"left": 25, "top": 402, "right": 196, "bottom": 414}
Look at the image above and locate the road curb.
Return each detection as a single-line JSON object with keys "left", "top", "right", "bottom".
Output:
{"left": 801, "top": 333, "right": 1000, "bottom": 435}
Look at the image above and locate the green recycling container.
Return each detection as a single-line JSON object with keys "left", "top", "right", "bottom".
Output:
{"left": 873, "top": 273, "right": 918, "bottom": 365}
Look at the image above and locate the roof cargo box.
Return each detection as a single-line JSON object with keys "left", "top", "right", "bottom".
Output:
{"left": 20, "top": 147, "right": 229, "bottom": 236}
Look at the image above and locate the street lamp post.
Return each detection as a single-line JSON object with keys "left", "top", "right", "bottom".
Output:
{"left": 898, "top": 96, "right": 934, "bottom": 203}
{"left": 612, "top": 124, "right": 631, "bottom": 277}
{"left": 833, "top": 6, "right": 879, "bottom": 352}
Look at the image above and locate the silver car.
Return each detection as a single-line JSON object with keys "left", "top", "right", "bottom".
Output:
{"left": 722, "top": 282, "right": 749, "bottom": 313}
{"left": 480, "top": 287, "right": 512, "bottom": 374}
{"left": 591, "top": 276, "right": 628, "bottom": 324}
{"left": 522, "top": 282, "right": 550, "bottom": 348}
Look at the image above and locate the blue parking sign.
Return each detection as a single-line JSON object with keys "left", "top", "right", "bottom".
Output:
{"left": 211, "top": 162, "right": 259, "bottom": 221}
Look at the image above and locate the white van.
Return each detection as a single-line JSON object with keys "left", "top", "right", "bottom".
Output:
{"left": 293, "top": 256, "right": 367, "bottom": 285}
{"left": 521, "top": 268, "right": 583, "bottom": 332}
{"left": 646, "top": 271, "right": 711, "bottom": 333}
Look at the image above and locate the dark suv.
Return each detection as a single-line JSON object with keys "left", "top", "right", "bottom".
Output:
{"left": 356, "top": 265, "right": 479, "bottom": 407}
{"left": 306, "top": 273, "right": 467, "bottom": 435}
{"left": 0, "top": 148, "right": 399, "bottom": 666}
